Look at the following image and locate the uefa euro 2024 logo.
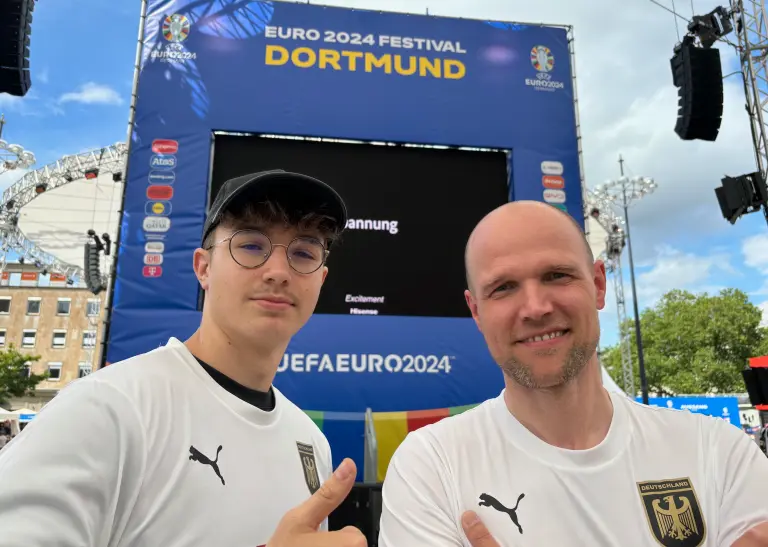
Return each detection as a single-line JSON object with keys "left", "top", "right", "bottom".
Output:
{"left": 151, "top": 13, "right": 196, "bottom": 64}
{"left": 530, "top": 45, "right": 554, "bottom": 73}
{"left": 526, "top": 45, "right": 564, "bottom": 92}
{"left": 162, "top": 14, "right": 191, "bottom": 43}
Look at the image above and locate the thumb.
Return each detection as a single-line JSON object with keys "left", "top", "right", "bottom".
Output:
{"left": 293, "top": 458, "right": 357, "bottom": 529}
{"left": 462, "top": 511, "right": 500, "bottom": 547}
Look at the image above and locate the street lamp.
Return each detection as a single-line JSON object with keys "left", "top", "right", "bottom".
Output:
{"left": 592, "top": 156, "right": 658, "bottom": 405}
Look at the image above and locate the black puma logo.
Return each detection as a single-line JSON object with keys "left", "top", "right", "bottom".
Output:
{"left": 189, "top": 445, "right": 225, "bottom": 485}
{"left": 479, "top": 492, "right": 525, "bottom": 534}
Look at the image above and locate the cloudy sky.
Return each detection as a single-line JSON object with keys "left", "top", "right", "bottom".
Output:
{"left": 0, "top": 0, "right": 766, "bottom": 349}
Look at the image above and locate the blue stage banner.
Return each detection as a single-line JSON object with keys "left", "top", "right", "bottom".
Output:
{"left": 638, "top": 396, "right": 742, "bottom": 428}
{"left": 108, "top": 1, "right": 583, "bottom": 426}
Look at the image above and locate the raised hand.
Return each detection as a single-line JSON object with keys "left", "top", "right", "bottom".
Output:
{"left": 266, "top": 458, "right": 368, "bottom": 547}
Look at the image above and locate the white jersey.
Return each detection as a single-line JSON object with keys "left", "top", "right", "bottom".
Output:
{"left": 0, "top": 338, "right": 332, "bottom": 547}
{"left": 379, "top": 390, "right": 768, "bottom": 547}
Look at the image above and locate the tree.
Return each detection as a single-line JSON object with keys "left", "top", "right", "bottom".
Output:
{"left": 603, "top": 289, "right": 768, "bottom": 395}
{"left": 0, "top": 346, "right": 47, "bottom": 408}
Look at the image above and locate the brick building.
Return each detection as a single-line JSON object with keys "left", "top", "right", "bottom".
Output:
{"left": 0, "top": 265, "right": 106, "bottom": 410}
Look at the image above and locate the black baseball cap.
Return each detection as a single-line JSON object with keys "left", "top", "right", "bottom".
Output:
{"left": 202, "top": 169, "right": 348, "bottom": 244}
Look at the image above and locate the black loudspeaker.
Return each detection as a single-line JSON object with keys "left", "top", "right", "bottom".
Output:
{"left": 329, "top": 483, "right": 382, "bottom": 547}
{"left": 671, "top": 41, "right": 723, "bottom": 141}
{"left": 0, "top": 0, "right": 34, "bottom": 97}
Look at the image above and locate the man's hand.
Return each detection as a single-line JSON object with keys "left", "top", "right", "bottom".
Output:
{"left": 462, "top": 511, "right": 500, "bottom": 547}
{"left": 266, "top": 458, "right": 367, "bottom": 547}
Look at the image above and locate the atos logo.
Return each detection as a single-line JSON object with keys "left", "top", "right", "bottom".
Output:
{"left": 152, "top": 139, "right": 178, "bottom": 154}
{"left": 148, "top": 171, "right": 175, "bottom": 184}
{"left": 149, "top": 154, "right": 177, "bottom": 170}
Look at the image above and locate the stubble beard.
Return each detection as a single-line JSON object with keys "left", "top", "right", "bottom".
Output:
{"left": 501, "top": 336, "right": 598, "bottom": 390}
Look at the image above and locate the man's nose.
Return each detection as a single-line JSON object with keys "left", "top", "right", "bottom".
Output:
{"left": 261, "top": 245, "right": 292, "bottom": 284}
{"left": 519, "top": 283, "right": 554, "bottom": 321}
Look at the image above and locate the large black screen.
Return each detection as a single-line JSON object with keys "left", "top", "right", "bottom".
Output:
{"left": 209, "top": 135, "right": 509, "bottom": 318}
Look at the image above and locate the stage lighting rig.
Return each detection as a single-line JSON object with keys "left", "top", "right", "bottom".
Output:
{"left": 715, "top": 171, "right": 768, "bottom": 226}
{"left": 687, "top": 6, "right": 733, "bottom": 49}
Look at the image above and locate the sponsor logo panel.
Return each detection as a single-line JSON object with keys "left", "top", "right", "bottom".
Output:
{"left": 541, "top": 161, "right": 563, "bottom": 175}
{"left": 149, "top": 154, "right": 177, "bottom": 170}
{"left": 152, "top": 139, "right": 179, "bottom": 154}
{"left": 148, "top": 171, "right": 176, "bottom": 184}
{"left": 145, "top": 242, "right": 165, "bottom": 253}
{"left": 543, "top": 189, "right": 566, "bottom": 204}
{"left": 144, "top": 253, "right": 164, "bottom": 266}
{"left": 143, "top": 266, "right": 163, "bottom": 278}
{"left": 145, "top": 201, "right": 172, "bottom": 216}
{"left": 542, "top": 175, "right": 565, "bottom": 189}
{"left": 147, "top": 185, "right": 174, "bottom": 200}
{"left": 143, "top": 217, "right": 171, "bottom": 232}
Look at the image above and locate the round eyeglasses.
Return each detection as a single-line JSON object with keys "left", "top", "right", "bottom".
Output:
{"left": 206, "top": 229, "right": 329, "bottom": 274}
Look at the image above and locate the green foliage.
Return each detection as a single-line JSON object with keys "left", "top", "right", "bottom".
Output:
{"left": 0, "top": 345, "right": 46, "bottom": 407}
{"left": 603, "top": 289, "right": 768, "bottom": 396}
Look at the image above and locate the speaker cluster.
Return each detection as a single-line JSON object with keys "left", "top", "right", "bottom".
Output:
{"left": 0, "top": 0, "right": 34, "bottom": 97}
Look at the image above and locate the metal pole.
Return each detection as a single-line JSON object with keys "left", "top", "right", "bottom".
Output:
{"left": 0, "top": 114, "right": 5, "bottom": 139}
{"left": 619, "top": 157, "right": 649, "bottom": 404}
{"left": 97, "top": 0, "right": 148, "bottom": 369}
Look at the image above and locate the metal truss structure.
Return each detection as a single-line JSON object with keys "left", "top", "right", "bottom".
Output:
{"left": 0, "top": 143, "right": 128, "bottom": 281}
{"left": 0, "top": 114, "right": 36, "bottom": 176}
{"left": 732, "top": 0, "right": 768, "bottom": 198}
{"left": 583, "top": 190, "right": 634, "bottom": 395}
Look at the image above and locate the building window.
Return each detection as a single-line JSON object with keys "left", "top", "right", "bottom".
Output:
{"left": 82, "top": 330, "right": 97, "bottom": 348}
{"left": 0, "top": 329, "right": 5, "bottom": 347}
{"left": 78, "top": 362, "right": 92, "bottom": 378}
{"left": 22, "top": 329, "right": 36, "bottom": 348}
{"left": 52, "top": 330, "right": 67, "bottom": 349}
{"left": 21, "top": 365, "right": 30, "bottom": 378}
{"left": 0, "top": 297, "right": 10, "bottom": 314}
{"left": 47, "top": 363, "right": 62, "bottom": 381}
{"left": 56, "top": 298, "right": 71, "bottom": 316}
{"left": 86, "top": 299, "right": 100, "bottom": 317}
{"left": 26, "top": 298, "right": 41, "bottom": 315}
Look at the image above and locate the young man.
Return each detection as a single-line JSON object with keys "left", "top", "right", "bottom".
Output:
{"left": 378, "top": 200, "right": 768, "bottom": 546}
{"left": 0, "top": 170, "right": 364, "bottom": 546}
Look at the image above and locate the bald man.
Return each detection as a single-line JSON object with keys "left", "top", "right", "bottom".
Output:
{"left": 378, "top": 201, "right": 768, "bottom": 547}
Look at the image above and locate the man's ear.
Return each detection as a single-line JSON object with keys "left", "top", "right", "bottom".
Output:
{"left": 464, "top": 289, "right": 482, "bottom": 332}
{"left": 320, "top": 265, "right": 329, "bottom": 285}
{"left": 193, "top": 247, "right": 212, "bottom": 291}
{"left": 593, "top": 259, "right": 607, "bottom": 311}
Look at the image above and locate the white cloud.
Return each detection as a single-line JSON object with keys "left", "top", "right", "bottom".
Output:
{"left": 59, "top": 82, "right": 123, "bottom": 106}
{"left": 634, "top": 245, "right": 735, "bottom": 305}
{"left": 743, "top": 233, "right": 768, "bottom": 274}
{"left": 598, "top": 245, "right": 736, "bottom": 346}
{"left": 37, "top": 68, "right": 49, "bottom": 85}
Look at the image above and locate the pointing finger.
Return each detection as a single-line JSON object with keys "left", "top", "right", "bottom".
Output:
{"left": 293, "top": 458, "right": 357, "bottom": 530}
{"left": 462, "top": 511, "right": 501, "bottom": 547}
